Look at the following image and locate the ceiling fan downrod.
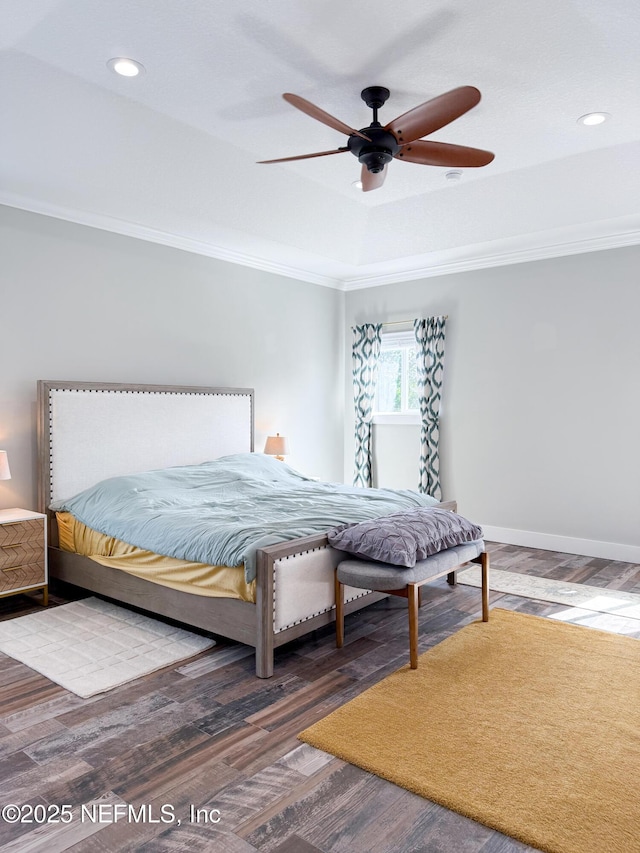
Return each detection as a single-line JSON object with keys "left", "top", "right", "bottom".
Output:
{"left": 361, "top": 85, "right": 390, "bottom": 123}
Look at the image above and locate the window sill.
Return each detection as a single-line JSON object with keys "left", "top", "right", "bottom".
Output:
{"left": 372, "top": 413, "right": 420, "bottom": 425}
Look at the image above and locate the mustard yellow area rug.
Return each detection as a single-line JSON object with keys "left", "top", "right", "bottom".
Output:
{"left": 299, "top": 608, "right": 640, "bottom": 853}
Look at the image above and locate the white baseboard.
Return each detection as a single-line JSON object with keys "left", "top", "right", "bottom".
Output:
{"left": 481, "top": 525, "right": 640, "bottom": 565}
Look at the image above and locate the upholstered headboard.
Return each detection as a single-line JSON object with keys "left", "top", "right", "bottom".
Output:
{"left": 37, "top": 380, "right": 254, "bottom": 509}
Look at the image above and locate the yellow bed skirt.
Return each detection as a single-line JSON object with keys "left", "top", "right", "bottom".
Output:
{"left": 56, "top": 512, "right": 256, "bottom": 603}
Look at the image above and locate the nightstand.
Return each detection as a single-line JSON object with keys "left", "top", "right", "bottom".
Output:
{"left": 0, "top": 508, "right": 48, "bottom": 605}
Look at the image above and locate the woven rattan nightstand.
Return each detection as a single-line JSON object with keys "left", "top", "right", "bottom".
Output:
{"left": 0, "top": 508, "right": 48, "bottom": 605}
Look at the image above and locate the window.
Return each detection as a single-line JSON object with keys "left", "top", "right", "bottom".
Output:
{"left": 374, "top": 330, "right": 420, "bottom": 422}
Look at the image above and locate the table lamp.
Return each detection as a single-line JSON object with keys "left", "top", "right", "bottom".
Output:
{"left": 0, "top": 451, "right": 10, "bottom": 480}
{"left": 264, "top": 434, "right": 290, "bottom": 461}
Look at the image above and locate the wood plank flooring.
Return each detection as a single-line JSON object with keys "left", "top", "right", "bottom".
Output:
{"left": 1, "top": 543, "right": 639, "bottom": 852}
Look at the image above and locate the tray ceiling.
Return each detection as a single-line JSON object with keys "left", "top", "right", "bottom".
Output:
{"left": 2, "top": 0, "right": 639, "bottom": 288}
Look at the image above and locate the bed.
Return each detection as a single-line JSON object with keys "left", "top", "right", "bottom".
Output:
{"left": 37, "top": 380, "right": 455, "bottom": 677}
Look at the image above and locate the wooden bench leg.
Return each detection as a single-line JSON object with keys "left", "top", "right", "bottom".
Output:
{"left": 335, "top": 571, "right": 344, "bottom": 648}
{"left": 481, "top": 551, "right": 490, "bottom": 621}
{"left": 471, "top": 551, "right": 490, "bottom": 622}
{"left": 408, "top": 584, "right": 419, "bottom": 669}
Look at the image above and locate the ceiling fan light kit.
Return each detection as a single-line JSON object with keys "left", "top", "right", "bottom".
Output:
{"left": 258, "top": 84, "right": 495, "bottom": 192}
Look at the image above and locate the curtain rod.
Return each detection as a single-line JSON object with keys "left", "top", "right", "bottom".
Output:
{"left": 382, "top": 316, "right": 448, "bottom": 327}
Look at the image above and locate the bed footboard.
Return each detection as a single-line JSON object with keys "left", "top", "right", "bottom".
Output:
{"left": 255, "top": 534, "right": 386, "bottom": 677}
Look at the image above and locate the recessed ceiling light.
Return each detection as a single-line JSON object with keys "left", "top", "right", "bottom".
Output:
{"left": 107, "top": 57, "right": 145, "bottom": 78}
{"left": 445, "top": 170, "right": 462, "bottom": 182}
{"left": 577, "top": 112, "right": 610, "bottom": 126}
{"left": 351, "top": 180, "right": 363, "bottom": 190}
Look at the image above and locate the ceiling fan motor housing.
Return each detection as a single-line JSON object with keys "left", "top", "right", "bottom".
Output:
{"left": 348, "top": 127, "right": 400, "bottom": 172}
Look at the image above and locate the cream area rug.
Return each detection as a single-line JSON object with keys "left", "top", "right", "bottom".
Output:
{"left": 299, "top": 608, "right": 640, "bottom": 853}
{"left": 458, "top": 566, "right": 640, "bottom": 619}
{"left": 0, "top": 597, "right": 215, "bottom": 698}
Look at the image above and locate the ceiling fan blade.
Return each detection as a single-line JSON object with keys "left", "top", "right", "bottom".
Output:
{"left": 361, "top": 165, "right": 387, "bottom": 192}
{"left": 385, "top": 86, "right": 482, "bottom": 145}
{"left": 257, "top": 147, "right": 349, "bottom": 164}
{"left": 283, "top": 93, "right": 371, "bottom": 141}
{"left": 395, "top": 140, "right": 494, "bottom": 167}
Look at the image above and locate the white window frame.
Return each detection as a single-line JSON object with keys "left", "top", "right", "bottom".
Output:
{"left": 373, "top": 329, "right": 420, "bottom": 425}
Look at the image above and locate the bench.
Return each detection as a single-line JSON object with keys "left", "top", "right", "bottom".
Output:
{"left": 335, "top": 540, "right": 489, "bottom": 669}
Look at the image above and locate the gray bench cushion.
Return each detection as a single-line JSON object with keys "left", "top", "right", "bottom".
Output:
{"left": 337, "top": 540, "right": 484, "bottom": 590}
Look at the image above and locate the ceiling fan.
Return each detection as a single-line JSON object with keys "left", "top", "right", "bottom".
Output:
{"left": 258, "top": 85, "right": 494, "bottom": 191}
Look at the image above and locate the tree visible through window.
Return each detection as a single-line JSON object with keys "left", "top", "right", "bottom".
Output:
{"left": 374, "top": 330, "right": 419, "bottom": 414}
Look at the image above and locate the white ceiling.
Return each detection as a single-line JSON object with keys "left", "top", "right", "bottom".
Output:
{"left": 2, "top": 0, "right": 640, "bottom": 288}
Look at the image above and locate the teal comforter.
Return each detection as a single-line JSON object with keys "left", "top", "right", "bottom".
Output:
{"left": 50, "top": 453, "right": 438, "bottom": 582}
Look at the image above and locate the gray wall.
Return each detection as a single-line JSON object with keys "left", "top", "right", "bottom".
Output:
{"left": 0, "top": 205, "right": 344, "bottom": 510}
{"left": 3, "top": 203, "right": 638, "bottom": 561}
{"left": 345, "top": 246, "right": 640, "bottom": 559}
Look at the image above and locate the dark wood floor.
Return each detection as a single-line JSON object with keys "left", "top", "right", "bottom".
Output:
{"left": 1, "top": 543, "right": 639, "bottom": 852}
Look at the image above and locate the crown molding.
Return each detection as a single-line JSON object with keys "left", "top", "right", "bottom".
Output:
{"left": 341, "top": 225, "right": 640, "bottom": 290}
{"left": 0, "top": 193, "right": 342, "bottom": 290}
{"left": 3, "top": 192, "right": 639, "bottom": 292}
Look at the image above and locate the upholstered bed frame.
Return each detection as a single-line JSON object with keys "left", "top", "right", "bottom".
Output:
{"left": 36, "top": 381, "right": 389, "bottom": 677}
{"left": 37, "top": 380, "right": 455, "bottom": 677}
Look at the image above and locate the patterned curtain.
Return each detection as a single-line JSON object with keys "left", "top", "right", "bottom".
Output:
{"left": 352, "top": 323, "right": 382, "bottom": 487}
{"left": 414, "top": 316, "right": 447, "bottom": 498}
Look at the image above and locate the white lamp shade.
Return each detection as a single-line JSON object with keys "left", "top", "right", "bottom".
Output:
{"left": 264, "top": 434, "right": 290, "bottom": 457}
{"left": 0, "top": 451, "right": 10, "bottom": 480}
